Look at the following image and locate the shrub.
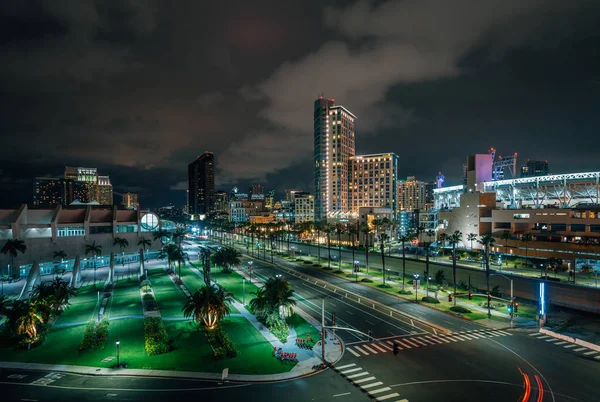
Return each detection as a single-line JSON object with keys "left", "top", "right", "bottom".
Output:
{"left": 323, "top": 266, "right": 332, "bottom": 270}
{"left": 79, "top": 319, "right": 109, "bottom": 352}
{"left": 450, "top": 306, "right": 472, "bottom": 314}
{"left": 144, "top": 317, "right": 169, "bottom": 356}
{"left": 434, "top": 270, "right": 445, "bottom": 283}
{"left": 142, "top": 293, "right": 158, "bottom": 311}
{"left": 334, "top": 270, "right": 345, "bottom": 274}
{"left": 142, "top": 293, "right": 154, "bottom": 301}
{"left": 204, "top": 326, "right": 238, "bottom": 358}
{"left": 313, "top": 264, "right": 322, "bottom": 268}
{"left": 378, "top": 284, "right": 392, "bottom": 289}
{"left": 213, "top": 346, "right": 226, "bottom": 359}
{"left": 303, "top": 261, "right": 312, "bottom": 264}
{"left": 398, "top": 290, "right": 412, "bottom": 295}
{"left": 361, "top": 278, "right": 373, "bottom": 283}
{"left": 421, "top": 296, "right": 440, "bottom": 304}
{"left": 296, "top": 258, "right": 304, "bottom": 262}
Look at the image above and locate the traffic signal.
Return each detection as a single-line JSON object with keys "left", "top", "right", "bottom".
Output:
{"left": 514, "top": 302, "right": 519, "bottom": 314}
{"left": 368, "top": 330, "right": 373, "bottom": 343}
{"left": 332, "top": 312, "right": 336, "bottom": 326}
{"left": 393, "top": 341, "right": 399, "bottom": 356}
{"left": 468, "top": 292, "right": 473, "bottom": 300}
{"left": 448, "top": 294, "right": 453, "bottom": 302}
{"left": 488, "top": 293, "right": 492, "bottom": 302}
{"left": 507, "top": 303, "right": 513, "bottom": 314}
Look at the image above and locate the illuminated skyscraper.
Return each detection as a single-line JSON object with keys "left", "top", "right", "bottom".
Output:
{"left": 97, "top": 176, "right": 113, "bottom": 205}
{"left": 350, "top": 153, "right": 398, "bottom": 218}
{"left": 121, "top": 193, "right": 139, "bottom": 210}
{"left": 33, "top": 177, "right": 62, "bottom": 207}
{"left": 314, "top": 96, "right": 356, "bottom": 220}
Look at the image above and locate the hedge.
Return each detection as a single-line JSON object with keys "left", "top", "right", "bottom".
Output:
{"left": 142, "top": 293, "right": 158, "bottom": 311}
{"left": 79, "top": 319, "right": 109, "bottom": 352}
{"left": 421, "top": 296, "right": 440, "bottom": 304}
{"left": 144, "top": 317, "right": 169, "bottom": 356}
{"left": 450, "top": 306, "right": 472, "bottom": 314}
{"left": 203, "top": 325, "right": 238, "bottom": 358}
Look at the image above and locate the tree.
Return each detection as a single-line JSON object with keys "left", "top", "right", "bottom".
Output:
{"left": 140, "top": 279, "right": 152, "bottom": 293}
{"left": 467, "top": 233, "right": 478, "bottom": 252}
{"left": 449, "top": 230, "right": 463, "bottom": 305}
{"left": 334, "top": 223, "right": 345, "bottom": 269}
{"left": 152, "top": 229, "right": 170, "bottom": 244}
{"left": 378, "top": 233, "right": 390, "bottom": 285}
{"left": 360, "top": 223, "right": 372, "bottom": 272}
{"left": 521, "top": 233, "right": 533, "bottom": 266}
{"left": 249, "top": 288, "right": 270, "bottom": 319}
{"left": 500, "top": 231, "right": 511, "bottom": 258}
{"left": 182, "top": 285, "right": 231, "bottom": 330}
{"left": 1, "top": 239, "right": 27, "bottom": 278}
{"left": 323, "top": 223, "right": 333, "bottom": 269}
{"left": 138, "top": 237, "right": 151, "bottom": 255}
{"left": 171, "top": 246, "right": 186, "bottom": 280}
{"left": 479, "top": 233, "right": 496, "bottom": 318}
{"left": 53, "top": 250, "right": 67, "bottom": 274}
{"left": 172, "top": 228, "right": 186, "bottom": 246}
{"left": 347, "top": 223, "right": 358, "bottom": 270}
{"left": 210, "top": 247, "right": 241, "bottom": 274}
{"left": 399, "top": 231, "right": 414, "bottom": 290}
{"left": 113, "top": 237, "right": 129, "bottom": 258}
{"left": 263, "top": 276, "right": 296, "bottom": 318}
{"left": 31, "top": 277, "right": 76, "bottom": 323}
{"left": 163, "top": 243, "right": 179, "bottom": 272}
{"left": 85, "top": 241, "right": 102, "bottom": 285}
{"left": 15, "top": 301, "right": 44, "bottom": 348}
{"left": 426, "top": 230, "right": 435, "bottom": 244}
{"left": 200, "top": 247, "right": 212, "bottom": 285}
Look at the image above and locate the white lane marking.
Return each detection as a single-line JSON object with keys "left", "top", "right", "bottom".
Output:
{"left": 373, "top": 344, "right": 387, "bottom": 352}
{"left": 376, "top": 395, "right": 400, "bottom": 401}
{"left": 546, "top": 338, "right": 561, "bottom": 342}
{"left": 574, "top": 347, "right": 587, "bottom": 352}
{"left": 347, "top": 372, "right": 369, "bottom": 379}
{"left": 346, "top": 310, "right": 354, "bottom": 315}
{"left": 537, "top": 335, "right": 550, "bottom": 339}
{"left": 529, "top": 332, "right": 544, "bottom": 336}
{"left": 496, "top": 330, "right": 512, "bottom": 336}
{"left": 425, "top": 335, "right": 443, "bottom": 344}
{"left": 355, "top": 346, "right": 370, "bottom": 355}
{"left": 583, "top": 351, "right": 598, "bottom": 356}
{"left": 333, "top": 392, "right": 351, "bottom": 397}
{"left": 380, "top": 342, "right": 393, "bottom": 351}
{"left": 595, "top": 355, "right": 600, "bottom": 360}
{"left": 365, "top": 320, "right": 375, "bottom": 325}
{"left": 361, "top": 382, "right": 384, "bottom": 389}
{"left": 554, "top": 341, "right": 567, "bottom": 345}
{"left": 353, "top": 376, "right": 377, "bottom": 384}
{"left": 362, "top": 345, "right": 379, "bottom": 354}
{"left": 400, "top": 339, "right": 418, "bottom": 348}
{"left": 563, "top": 344, "right": 577, "bottom": 349}
{"left": 341, "top": 367, "right": 363, "bottom": 374}
{"left": 336, "top": 363, "right": 356, "bottom": 370}
{"left": 347, "top": 347, "right": 361, "bottom": 357}
{"left": 368, "top": 387, "right": 392, "bottom": 395}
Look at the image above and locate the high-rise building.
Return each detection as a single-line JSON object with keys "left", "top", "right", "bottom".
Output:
{"left": 521, "top": 160, "right": 549, "bottom": 177}
{"left": 33, "top": 177, "right": 62, "bottom": 207}
{"left": 249, "top": 184, "right": 264, "bottom": 197}
{"left": 264, "top": 190, "right": 275, "bottom": 211}
{"left": 314, "top": 95, "right": 356, "bottom": 220}
{"left": 97, "top": 176, "right": 113, "bottom": 205}
{"left": 350, "top": 153, "right": 398, "bottom": 218}
{"left": 188, "top": 152, "right": 215, "bottom": 218}
{"left": 294, "top": 194, "right": 314, "bottom": 223}
{"left": 214, "top": 190, "right": 229, "bottom": 213}
{"left": 397, "top": 176, "right": 427, "bottom": 211}
{"left": 121, "top": 193, "right": 139, "bottom": 210}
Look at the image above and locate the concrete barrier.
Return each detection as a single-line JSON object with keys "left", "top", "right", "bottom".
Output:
{"left": 539, "top": 328, "right": 600, "bottom": 352}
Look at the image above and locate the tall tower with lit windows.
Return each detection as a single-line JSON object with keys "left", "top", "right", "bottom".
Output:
{"left": 314, "top": 96, "right": 356, "bottom": 221}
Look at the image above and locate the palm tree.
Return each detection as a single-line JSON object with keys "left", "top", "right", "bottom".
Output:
{"left": 249, "top": 288, "right": 270, "bottom": 319}
{"left": 182, "top": 285, "right": 231, "bottom": 330}
{"left": 200, "top": 247, "right": 212, "bottom": 285}
{"left": 152, "top": 229, "right": 170, "bottom": 243}
{"left": 450, "top": 230, "right": 463, "bottom": 305}
{"left": 172, "top": 228, "right": 186, "bottom": 247}
{"left": 31, "top": 276, "right": 76, "bottom": 322}
{"left": 84, "top": 241, "right": 102, "bottom": 285}
{"left": 211, "top": 247, "right": 241, "bottom": 274}
{"left": 163, "top": 243, "right": 179, "bottom": 272}
{"left": 399, "top": 231, "right": 414, "bottom": 290}
{"left": 171, "top": 246, "right": 186, "bottom": 280}
{"left": 263, "top": 276, "right": 296, "bottom": 318}
{"left": 1, "top": 239, "right": 27, "bottom": 278}
{"left": 137, "top": 237, "right": 151, "bottom": 256}
{"left": 348, "top": 223, "right": 358, "bottom": 270}
{"left": 15, "top": 301, "right": 44, "bottom": 349}
{"left": 378, "top": 233, "right": 390, "bottom": 285}
{"left": 360, "top": 223, "right": 371, "bottom": 273}
{"left": 426, "top": 229, "right": 435, "bottom": 244}
{"left": 334, "top": 223, "right": 344, "bottom": 270}
{"left": 113, "top": 237, "right": 130, "bottom": 278}
{"left": 323, "top": 223, "right": 333, "bottom": 269}
{"left": 53, "top": 250, "right": 67, "bottom": 275}
{"left": 479, "top": 233, "right": 496, "bottom": 318}
{"left": 465, "top": 233, "right": 476, "bottom": 253}
{"left": 500, "top": 231, "right": 511, "bottom": 258}
{"left": 521, "top": 233, "right": 533, "bottom": 266}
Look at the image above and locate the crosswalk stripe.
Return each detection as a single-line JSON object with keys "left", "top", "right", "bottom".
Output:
{"left": 355, "top": 346, "right": 370, "bottom": 355}
{"left": 347, "top": 347, "right": 361, "bottom": 357}
{"left": 546, "top": 338, "right": 561, "bottom": 342}
{"left": 412, "top": 338, "right": 430, "bottom": 346}
{"left": 395, "top": 399, "right": 409, "bottom": 402}
{"left": 368, "top": 387, "right": 392, "bottom": 395}
{"left": 554, "top": 341, "right": 567, "bottom": 345}
{"left": 574, "top": 347, "right": 587, "bottom": 352}
{"left": 341, "top": 367, "right": 363, "bottom": 374}
{"left": 564, "top": 344, "right": 577, "bottom": 349}
{"left": 347, "top": 372, "right": 369, "bottom": 379}
{"left": 373, "top": 344, "right": 387, "bottom": 352}
{"left": 583, "top": 351, "right": 598, "bottom": 356}
{"left": 425, "top": 336, "right": 443, "bottom": 344}
{"left": 402, "top": 339, "right": 420, "bottom": 347}
{"left": 595, "top": 355, "right": 600, "bottom": 360}
{"left": 497, "top": 330, "right": 512, "bottom": 336}
{"left": 353, "top": 376, "right": 376, "bottom": 384}
{"left": 363, "top": 345, "right": 379, "bottom": 354}
{"left": 361, "top": 382, "right": 384, "bottom": 389}
{"left": 460, "top": 334, "right": 479, "bottom": 340}
{"left": 386, "top": 340, "right": 394, "bottom": 346}
{"left": 397, "top": 340, "right": 413, "bottom": 348}
{"left": 336, "top": 363, "right": 356, "bottom": 370}
{"left": 529, "top": 332, "right": 544, "bottom": 337}
{"left": 537, "top": 335, "right": 550, "bottom": 339}
{"left": 452, "top": 334, "right": 470, "bottom": 341}
{"left": 419, "top": 337, "right": 437, "bottom": 345}
{"left": 432, "top": 334, "right": 450, "bottom": 343}
{"left": 375, "top": 394, "right": 400, "bottom": 401}
{"left": 443, "top": 335, "right": 459, "bottom": 342}
{"left": 380, "top": 343, "right": 394, "bottom": 351}
{"left": 468, "top": 332, "right": 487, "bottom": 339}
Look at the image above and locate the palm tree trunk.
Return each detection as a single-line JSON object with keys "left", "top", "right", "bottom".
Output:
{"left": 338, "top": 232, "right": 342, "bottom": 269}
{"left": 365, "top": 234, "right": 369, "bottom": 274}
{"left": 317, "top": 230, "right": 321, "bottom": 263}
{"left": 452, "top": 245, "right": 457, "bottom": 305}
{"left": 425, "top": 251, "right": 430, "bottom": 297}
{"left": 351, "top": 233, "right": 355, "bottom": 268}
{"left": 381, "top": 242, "right": 386, "bottom": 285}
{"left": 402, "top": 240, "right": 406, "bottom": 290}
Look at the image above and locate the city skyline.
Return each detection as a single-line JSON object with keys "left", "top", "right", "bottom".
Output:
{"left": 1, "top": 1, "right": 599, "bottom": 210}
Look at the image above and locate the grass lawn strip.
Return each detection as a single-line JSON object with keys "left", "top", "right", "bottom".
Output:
{"left": 178, "top": 263, "right": 239, "bottom": 314}
{"left": 110, "top": 278, "right": 144, "bottom": 318}
{"left": 56, "top": 284, "right": 103, "bottom": 325}
{"left": 147, "top": 269, "right": 187, "bottom": 318}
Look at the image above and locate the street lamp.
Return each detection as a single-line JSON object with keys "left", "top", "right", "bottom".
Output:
{"left": 247, "top": 261, "right": 253, "bottom": 283}
{"left": 116, "top": 339, "right": 120, "bottom": 368}
{"left": 354, "top": 260, "right": 360, "bottom": 282}
{"left": 242, "top": 278, "right": 246, "bottom": 305}
{"left": 413, "top": 274, "right": 420, "bottom": 302}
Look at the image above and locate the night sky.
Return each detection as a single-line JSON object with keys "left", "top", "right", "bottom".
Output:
{"left": 1, "top": 1, "right": 599, "bottom": 209}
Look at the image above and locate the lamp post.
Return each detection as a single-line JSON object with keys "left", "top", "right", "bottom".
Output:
{"left": 116, "top": 339, "right": 120, "bottom": 368}
{"left": 413, "top": 274, "right": 420, "bottom": 302}
{"left": 247, "top": 261, "right": 253, "bottom": 283}
{"left": 354, "top": 260, "right": 359, "bottom": 282}
{"left": 242, "top": 278, "right": 246, "bottom": 305}
{"left": 491, "top": 273, "right": 514, "bottom": 328}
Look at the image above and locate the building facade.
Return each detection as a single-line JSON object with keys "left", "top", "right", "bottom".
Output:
{"left": 294, "top": 194, "right": 314, "bottom": 224}
{"left": 521, "top": 160, "right": 549, "bottom": 177}
{"left": 33, "top": 167, "right": 114, "bottom": 207}
{"left": 314, "top": 96, "right": 356, "bottom": 220}
{"left": 97, "top": 175, "right": 113, "bottom": 205}
{"left": 214, "top": 191, "right": 229, "bottom": 213}
{"left": 188, "top": 152, "right": 215, "bottom": 218}
{"left": 397, "top": 176, "right": 427, "bottom": 212}
{"left": 121, "top": 193, "right": 139, "bottom": 210}
{"left": 350, "top": 153, "right": 398, "bottom": 218}
{"left": 33, "top": 178, "right": 62, "bottom": 207}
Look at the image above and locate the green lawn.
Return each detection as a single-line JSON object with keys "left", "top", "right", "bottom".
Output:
{"left": 213, "top": 269, "right": 260, "bottom": 305}
{"left": 57, "top": 284, "right": 102, "bottom": 325}
{"left": 177, "top": 264, "right": 239, "bottom": 314}
{"left": 287, "top": 313, "right": 320, "bottom": 343}
{"left": 110, "top": 278, "right": 143, "bottom": 318}
{"left": 148, "top": 269, "right": 187, "bottom": 318}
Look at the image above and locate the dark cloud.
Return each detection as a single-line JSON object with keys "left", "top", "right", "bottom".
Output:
{"left": 1, "top": 0, "right": 599, "bottom": 208}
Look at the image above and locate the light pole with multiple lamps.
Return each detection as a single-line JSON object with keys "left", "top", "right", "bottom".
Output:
{"left": 491, "top": 273, "right": 514, "bottom": 328}
{"left": 413, "top": 274, "right": 420, "bottom": 302}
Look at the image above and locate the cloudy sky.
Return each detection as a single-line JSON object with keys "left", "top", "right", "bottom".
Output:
{"left": 1, "top": 0, "right": 599, "bottom": 208}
